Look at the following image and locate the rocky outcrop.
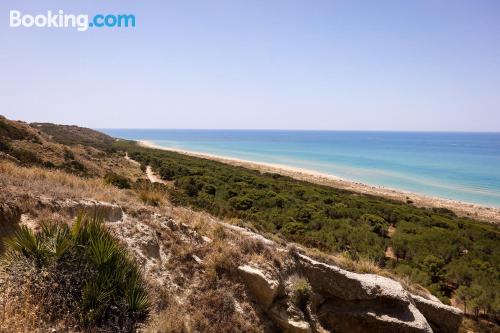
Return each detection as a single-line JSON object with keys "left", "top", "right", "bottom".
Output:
{"left": 296, "top": 254, "right": 433, "bottom": 333}
{"left": 319, "top": 299, "right": 431, "bottom": 333}
{"left": 268, "top": 304, "right": 311, "bottom": 333}
{"left": 62, "top": 199, "right": 123, "bottom": 222}
{"left": 297, "top": 254, "right": 410, "bottom": 304}
{"left": 236, "top": 251, "right": 463, "bottom": 333}
{"left": 238, "top": 265, "right": 280, "bottom": 308}
{"left": 411, "top": 294, "right": 463, "bottom": 333}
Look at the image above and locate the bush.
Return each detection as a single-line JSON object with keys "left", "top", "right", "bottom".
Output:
{"left": 290, "top": 276, "right": 312, "bottom": 311}
{"left": 0, "top": 138, "right": 11, "bottom": 152}
{"left": 42, "top": 160, "right": 55, "bottom": 168}
{"left": 104, "top": 172, "right": 131, "bottom": 189}
{"left": 10, "top": 148, "right": 41, "bottom": 165}
{"left": 62, "top": 160, "right": 86, "bottom": 173}
{"left": 4, "top": 214, "right": 149, "bottom": 330}
{"left": 135, "top": 181, "right": 165, "bottom": 206}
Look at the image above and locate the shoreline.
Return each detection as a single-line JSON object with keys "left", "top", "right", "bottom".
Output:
{"left": 137, "top": 140, "right": 500, "bottom": 225}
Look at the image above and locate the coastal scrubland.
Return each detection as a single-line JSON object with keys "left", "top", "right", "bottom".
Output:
{"left": 0, "top": 115, "right": 498, "bottom": 332}
{"left": 116, "top": 140, "right": 500, "bottom": 315}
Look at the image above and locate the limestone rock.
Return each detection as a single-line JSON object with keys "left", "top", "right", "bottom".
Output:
{"left": 411, "top": 294, "right": 463, "bottom": 333}
{"left": 319, "top": 299, "right": 432, "bottom": 333}
{"left": 268, "top": 304, "right": 311, "bottom": 333}
{"left": 60, "top": 199, "right": 123, "bottom": 222}
{"left": 297, "top": 254, "right": 410, "bottom": 305}
{"left": 238, "top": 265, "right": 280, "bottom": 308}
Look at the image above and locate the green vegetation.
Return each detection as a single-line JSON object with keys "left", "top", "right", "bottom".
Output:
{"left": 290, "top": 277, "right": 312, "bottom": 312}
{"left": 115, "top": 140, "right": 499, "bottom": 315}
{"left": 105, "top": 172, "right": 132, "bottom": 189}
{"left": 3, "top": 214, "right": 149, "bottom": 330}
{"left": 31, "top": 122, "right": 115, "bottom": 151}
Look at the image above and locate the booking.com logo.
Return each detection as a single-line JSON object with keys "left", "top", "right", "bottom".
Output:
{"left": 9, "top": 10, "right": 135, "bottom": 32}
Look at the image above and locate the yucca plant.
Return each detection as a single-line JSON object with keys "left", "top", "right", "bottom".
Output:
{"left": 125, "top": 269, "right": 150, "bottom": 317}
{"left": 88, "top": 233, "right": 119, "bottom": 267}
{"left": 5, "top": 212, "right": 150, "bottom": 330}
{"left": 81, "top": 279, "right": 114, "bottom": 324}
{"left": 8, "top": 225, "right": 43, "bottom": 261}
{"left": 40, "top": 222, "right": 72, "bottom": 259}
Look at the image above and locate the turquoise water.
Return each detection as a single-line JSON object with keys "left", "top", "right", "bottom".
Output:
{"left": 102, "top": 129, "right": 500, "bottom": 207}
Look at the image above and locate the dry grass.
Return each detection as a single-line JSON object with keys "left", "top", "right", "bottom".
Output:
{"left": 0, "top": 257, "right": 79, "bottom": 333}
{"left": 0, "top": 161, "right": 130, "bottom": 202}
{"left": 146, "top": 278, "right": 264, "bottom": 333}
{"left": 138, "top": 188, "right": 164, "bottom": 207}
{"left": 302, "top": 247, "right": 383, "bottom": 275}
{"left": 204, "top": 240, "right": 241, "bottom": 282}
{"left": 0, "top": 161, "right": 139, "bottom": 207}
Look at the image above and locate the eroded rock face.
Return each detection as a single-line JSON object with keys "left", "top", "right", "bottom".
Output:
{"left": 60, "top": 199, "right": 123, "bottom": 222}
{"left": 268, "top": 304, "right": 311, "bottom": 333}
{"left": 411, "top": 294, "right": 463, "bottom": 333}
{"left": 296, "top": 254, "right": 436, "bottom": 333}
{"left": 297, "top": 254, "right": 410, "bottom": 304}
{"left": 319, "top": 299, "right": 432, "bottom": 333}
{"left": 238, "top": 265, "right": 280, "bottom": 308}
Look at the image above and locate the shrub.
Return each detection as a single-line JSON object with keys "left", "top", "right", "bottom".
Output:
{"left": 289, "top": 276, "right": 312, "bottom": 311}
{"left": 10, "top": 148, "right": 41, "bottom": 165}
{"left": 230, "top": 197, "right": 253, "bottom": 211}
{"left": 42, "top": 160, "right": 56, "bottom": 168}
{"left": 0, "top": 138, "right": 11, "bottom": 152}
{"left": 104, "top": 172, "right": 131, "bottom": 189}
{"left": 135, "top": 181, "right": 165, "bottom": 206}
{"left": 62, "top": 160, "right": 86, "bottom": 173}
{"left": 4, "top": 214, "right": 149, "bottom": 330}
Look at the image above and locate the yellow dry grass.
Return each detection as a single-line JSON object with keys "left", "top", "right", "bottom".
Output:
{"left": 0, "top": 160, "right": 137, "bottom": 206}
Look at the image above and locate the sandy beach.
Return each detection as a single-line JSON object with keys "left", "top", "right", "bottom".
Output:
{"left": 138, "top": 140, "right": 500, "bottom": 225}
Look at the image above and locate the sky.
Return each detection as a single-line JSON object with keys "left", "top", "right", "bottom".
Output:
{"left": 1, "top": 0, "right": 500, "bottom": 131}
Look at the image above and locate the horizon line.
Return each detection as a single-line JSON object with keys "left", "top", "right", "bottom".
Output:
{"left": 96, "top": 128, "right": 500, "bottom": 134}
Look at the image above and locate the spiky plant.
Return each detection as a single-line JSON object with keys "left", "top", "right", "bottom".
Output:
{"left": 8, "top": 225, "right": 43, "bottom": 260}
{"left": 40, "top": 222, "right": 72, "bottom": 259}
{"left": 125, "top": 270, "right": 150, "bottom": 317}
{"left": 4, "top": 212, "right": 150, "bottom": 330}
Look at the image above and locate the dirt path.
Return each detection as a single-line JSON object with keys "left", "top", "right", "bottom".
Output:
{"left": 124, "top": 152, "right": 140, "bottom": 165}
{"left": 146, "top": 166, "right": 167, "bottom": 184}
{"left": 124, "top": 153, "right": 167, "bottom": 185}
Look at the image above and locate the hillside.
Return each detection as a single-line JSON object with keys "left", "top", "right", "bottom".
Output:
{"left": 0, "top": 115, "right": 498, "bottom": 332}
{"left": 31, "top": 122, "right": 115, "bottom": 151}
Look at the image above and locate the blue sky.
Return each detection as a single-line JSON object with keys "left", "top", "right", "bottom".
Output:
{"left": 1, "top": 0, "right": 499, "bottom": 131}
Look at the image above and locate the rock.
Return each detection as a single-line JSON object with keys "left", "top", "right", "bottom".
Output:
{"left": 238, "top": 265, "right": 280, "bottom": 308}
{"left": 297, "top": 254, "right": 434, "bottom": 333}
{"left": 297, "top": 254, "right": 410, "bottom": 305}
{"left": 268, "top": 304, "right": 311, "bottom": 333}
{"left": 222, "top": 222, "right": 275, "bottom": 246}
{"left": 140, "top": 235, "right": 160, "bottom": 259}
{"left": 163, "top": 218, "right": 178, "bottom": 231}
{"left": 319, "top": 299, "right": 432, "bottom": 333}
{"left": 411, "top": 294, "right": 463, "bottom": 333}
{"left": 60, "top": 199, "right": 123, "bottom": 222}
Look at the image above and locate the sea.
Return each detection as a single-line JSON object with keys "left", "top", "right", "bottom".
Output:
{"left": 100, "top": 129, "right": 500, "bottom": 208}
